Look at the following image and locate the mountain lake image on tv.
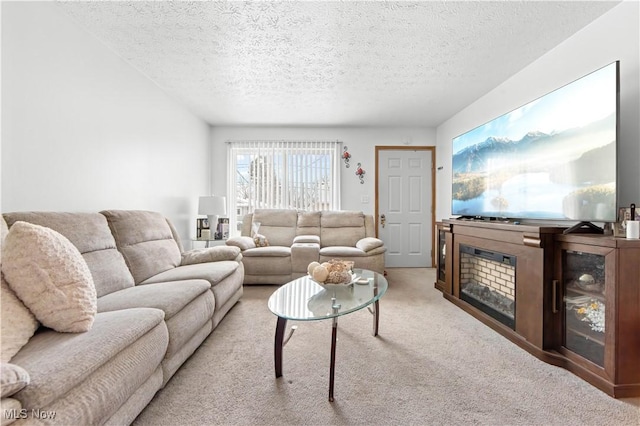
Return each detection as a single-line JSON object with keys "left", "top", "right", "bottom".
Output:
{"left": 452, "top": 61, "right": 618, "bottom": 222}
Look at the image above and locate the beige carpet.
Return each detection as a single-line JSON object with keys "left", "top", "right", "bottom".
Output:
{"left": 133, "top": 268, "right": 640, "bottom": 426}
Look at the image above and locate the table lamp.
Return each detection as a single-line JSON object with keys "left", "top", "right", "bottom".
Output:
{"left": 198, "top": 196, "right": 226, "bottom": 237}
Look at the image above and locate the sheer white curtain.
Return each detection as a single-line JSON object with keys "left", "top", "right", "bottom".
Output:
{"left": 226, "top": 140, "right": 342, "bottom": 235}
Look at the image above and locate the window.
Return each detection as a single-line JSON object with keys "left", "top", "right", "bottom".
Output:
{"left": 227, "top": 140, "right": 341, "bottom": 234}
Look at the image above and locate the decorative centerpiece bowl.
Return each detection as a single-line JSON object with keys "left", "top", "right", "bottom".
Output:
{"left": 309, "top": 271, "right": 359, "bottom": 286}
{"left": 307, "top": 259, "right": 356, "bottom": 285}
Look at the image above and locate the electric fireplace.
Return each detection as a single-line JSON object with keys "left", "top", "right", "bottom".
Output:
{"left": 459, "top": 245, "right": 516, "bottom": 329}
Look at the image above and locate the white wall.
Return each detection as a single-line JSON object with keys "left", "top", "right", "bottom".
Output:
{"left": 435, "top": 1, "right": 640, "bottom": 221}
{"left": 6, "top": 2, "right": 632, "bottom": 238}
{"left": 210, "top": 126, "right": 436, "bottom": 215}
{"left": 1, "top": 2, "right": 211, "bottom": 241}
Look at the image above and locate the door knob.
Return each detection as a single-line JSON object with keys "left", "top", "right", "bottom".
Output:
{"left": 380, "top": 214, "right": 386, "bottom": 228}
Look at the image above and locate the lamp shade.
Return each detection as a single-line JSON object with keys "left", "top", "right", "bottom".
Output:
{"left": 198, "top": 196, "right": 226, "bottom": 216}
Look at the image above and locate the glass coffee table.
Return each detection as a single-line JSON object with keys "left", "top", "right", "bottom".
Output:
{"left": 267, "top": 268, "right": 388, "bottom": 401}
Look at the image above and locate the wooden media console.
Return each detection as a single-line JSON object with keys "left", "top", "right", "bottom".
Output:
{"left": 435, "top": 219, "right": 640, "bottom": 398}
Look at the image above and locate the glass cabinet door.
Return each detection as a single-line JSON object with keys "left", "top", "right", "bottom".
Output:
{"left": 562, "top": 249, "right": 606, "bottom": 367}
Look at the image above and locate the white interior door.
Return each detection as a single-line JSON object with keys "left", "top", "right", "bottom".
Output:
{"left": 377, "top": 149, "right": 433, "bottom": 267}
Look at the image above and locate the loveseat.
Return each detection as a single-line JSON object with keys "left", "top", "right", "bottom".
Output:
{"left": 226, "top": 209, "right": 386, "bottom": 284}
{"left": 0, "top": 210, "right": 244, "bottom": 425}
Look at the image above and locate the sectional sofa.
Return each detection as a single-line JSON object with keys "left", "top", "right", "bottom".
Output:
{"left": 227, "top": 209, "right": 386, "bottom": 284}
{"left": 0, "top": 210, "right": 244, "bottom": 425}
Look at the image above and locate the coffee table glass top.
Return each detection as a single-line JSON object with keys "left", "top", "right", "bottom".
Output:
{"left": 268, "top": 269, "right": 388, "bottom": 321}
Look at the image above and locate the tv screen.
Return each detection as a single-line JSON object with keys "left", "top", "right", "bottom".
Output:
{"left": 452, "top": 61, "right": 618, "bottom": 222}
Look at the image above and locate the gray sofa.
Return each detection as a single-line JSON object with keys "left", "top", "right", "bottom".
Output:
{"left": 227, "top": 209, "right": 386, "bottom": 284}
{"left": 0, "top": 210, "right": 244, "bottom": 425}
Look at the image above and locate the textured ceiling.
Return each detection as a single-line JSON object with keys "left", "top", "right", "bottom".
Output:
{"left": 57, "top": 1, "right": 619, "bottom": 127}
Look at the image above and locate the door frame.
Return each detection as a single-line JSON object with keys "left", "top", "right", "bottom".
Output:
{"left": 374, "top": 146, "right": 437, "bottom": 267}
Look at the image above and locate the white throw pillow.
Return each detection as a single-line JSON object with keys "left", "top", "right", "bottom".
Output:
{"left": 0, "top": 276, "right": 38, "bottom": 363}
{"left": 2, "top": 221, "right": 97, "bottom": 333}
{"left": 356, "top": 237, "right": 384, "bottom": 252}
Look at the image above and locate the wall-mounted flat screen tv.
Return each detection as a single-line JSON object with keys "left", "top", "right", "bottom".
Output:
{"left": 452, "top": 61, "right": 618, "bottom": 222}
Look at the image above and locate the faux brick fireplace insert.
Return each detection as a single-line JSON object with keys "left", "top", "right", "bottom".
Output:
{"left": 459, "top": 245, "right": 516, "bottom": 329}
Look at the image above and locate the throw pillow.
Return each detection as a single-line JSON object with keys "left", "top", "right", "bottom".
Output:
{"left": 0, "top": 276, "right": 38, "bottom": 363}
{"left": 253, "top": 233, "right": 270, "bottom": 247}
{"left": 2, "top": 221, "right": 97, "bottom": 333}
{"left": 356, "top": 237, "right": 384, "bottom": 252}
{"left": 1, "top": 363, "right": 30, "bottom": 398}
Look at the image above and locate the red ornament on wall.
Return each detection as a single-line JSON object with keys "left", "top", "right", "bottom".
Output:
{"left": 355, "top": 163, "right": 365, "bottom": 184}
{"left": 342, "top": 146, "right": 351, "bottom": 168}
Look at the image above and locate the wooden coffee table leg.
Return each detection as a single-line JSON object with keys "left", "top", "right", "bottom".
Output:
{"left": 274, "top": 317, "right": 287, "bottom": 378}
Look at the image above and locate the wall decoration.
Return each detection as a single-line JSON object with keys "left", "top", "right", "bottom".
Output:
{"left": 355, "top": 163, "right": 365, "bottom": 184}
{"left": 342, "top": 146, "right": 351, "bottom": 167}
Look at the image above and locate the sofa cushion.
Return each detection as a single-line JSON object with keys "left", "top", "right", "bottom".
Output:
{"left": 10, "top": 308, "right": 166, "bottom": 410}
{"left": 1, "top": 363, "right": 30, "bottom": 398}
{"left": 320, "top": 211, "right": 366, "bottom": 247}
{"left": 2, "top": 212, "right": 135, "bottom": 298}
{"left": 2, "top": 221, "right": 97, "bottom": 333}
{"left": 101, "top": 210, "right": 182, "bottom": 284}
{"left": 297, "top": 211, "right": 321, "bottom": 236}
{"left": 0, "top": 276, "right": 38, "bottom": 363}
{"left": 98, "top": 280, "right": 214, "bottom": 361}
{"left": 321, "top": 210, "right": 365, "bottom": 227}
{"left": 252, "top": 209, "right": 298, "bottom": 246}
{"left": 97, "top": 280, "right": 211, "bottom": 320}
{"left": 141, "top": 261, "right": 240, "bottom": 289}
{"left": 35, "top": 331, "right": 165, "bottom": 426}
{"left": 140, "top": 262, "right": 242, "bottom": 315}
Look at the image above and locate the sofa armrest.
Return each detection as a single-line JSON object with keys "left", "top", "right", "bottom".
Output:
{"left": 293, "top": 235, "right": 320, "bottom": 244}
{"left": 1, "top": 363, "right": 30, "bottom": 398}
{"left": 356, "top": 237, "right": 384, "bottom": 252}
{"left": 225, "top": 236, "right": 256, "bottom": 251}
{"left": 181, "top": 246, "right": 241, "bottom": 266}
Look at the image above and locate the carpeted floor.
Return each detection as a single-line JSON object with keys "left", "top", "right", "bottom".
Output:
{"left": 133, "top": 268, "right": 640, "bottom": 426}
